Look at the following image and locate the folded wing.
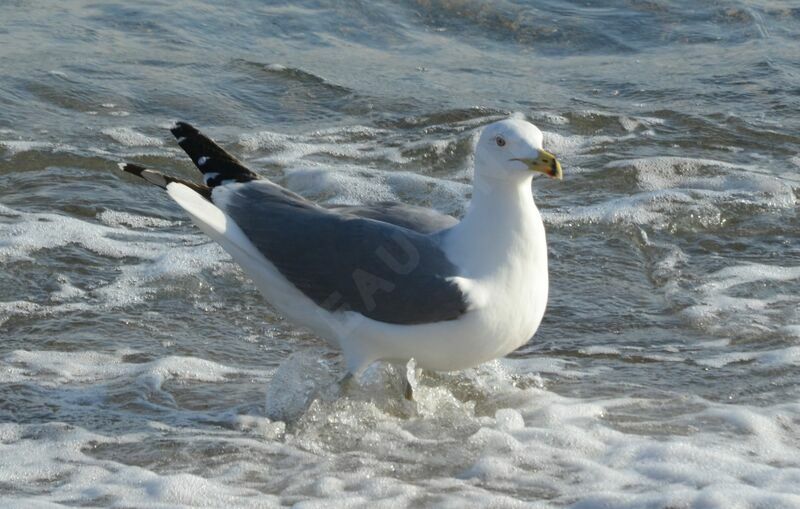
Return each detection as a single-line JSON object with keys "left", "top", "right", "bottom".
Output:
{"left": 214, "top": 182, "right": 467, "bottom": 325}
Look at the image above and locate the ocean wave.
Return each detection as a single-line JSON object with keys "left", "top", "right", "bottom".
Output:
{"left": 1, "top": 352, "right": 799, "bottom": 507}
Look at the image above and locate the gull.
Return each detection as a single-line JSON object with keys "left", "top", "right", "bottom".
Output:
{"left": 118, "top": 118, "right": 562, "bottom": 399}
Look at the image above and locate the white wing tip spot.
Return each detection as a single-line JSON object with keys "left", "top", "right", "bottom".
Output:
{"left": 177, "top": 136, "right": 187, "bottom": 143}
{"left": 117, "top": 162, "right": 127, "bottom": 170}
{"left": 198, "top": 156, "right": 209, "bottom": 165}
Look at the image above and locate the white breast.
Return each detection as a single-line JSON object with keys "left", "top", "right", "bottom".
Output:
{"left": 452, "top": 203, "right": 550, "bottom": 360}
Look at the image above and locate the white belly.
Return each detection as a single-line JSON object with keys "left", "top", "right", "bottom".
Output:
{"left": 337, "top": 229, "right": 550, "bottom": 373}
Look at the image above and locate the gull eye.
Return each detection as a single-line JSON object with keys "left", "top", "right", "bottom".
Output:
{"left": 495, "top": 136, "right": 506, "bottom": 147}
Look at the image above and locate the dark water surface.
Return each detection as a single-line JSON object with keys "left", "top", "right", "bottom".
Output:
{"left": 1, "top": 1, "right": 799, "bottom": 507}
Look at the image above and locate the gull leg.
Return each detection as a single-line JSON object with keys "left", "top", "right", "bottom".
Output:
{"left": 399, "top": 359, "right": 418, "bottom": 401}
{"left": 338, "top": 372, "right": 355, "bottom": 396}
{"left": 403, "top": 375, "right": 414, "bottom": 401}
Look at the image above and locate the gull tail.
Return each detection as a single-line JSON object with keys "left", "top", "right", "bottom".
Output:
{"left": 117, "top": 163, "right": 212, "bottom": 200}
{"left": 117, "top": 163, "right": 264, "bottom": 267}
{"left": 170, "top": 121, "right": 260, "bottom": 188}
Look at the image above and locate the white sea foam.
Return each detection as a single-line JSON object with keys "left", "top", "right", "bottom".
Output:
{"left": 1, "top": 349, "right": 267, "bottom": 386}
{"left": 580, "top": 345, "right": 621, "bottom": 356}
{"left": 534, "top": 112, "right": 569, "bottom": 125}
{"left": 232, "top": 122, "right": 797, "bottom": 238}
{"left": 240, "top": 126, "right": 406, "bottom": 165}
{"left": 781, "top": 325, "right": 800, "bottom": 339}
{"left": 679, "top": 263, "right": 800, "bottom": 339}
{"left": 0, "top": 423, "right": 274, "bottom": 508}
{"left": 616, "top": 114, "right": 664, "bottom": 132}
{"left": 0, "top": 140, "right": 74, "bottom": 156}
{"left": 609, "top": 157, "right": 797, "bottom": 208}
{"left": 695, "top": 346, "right": 800, "bottom": 369}
{"left": 283, "top": 162, "right": 469, "bottom": 213}
{"left": 97, "top": 209, "right": 178, "bottom": 229}
{"left": 546, "top": 156, "right": 796, "bottom": 228}
{"left": 543, "top": 131, "right": 615, "bottom": 158}
{"left": 0, "top": 204, "right": 231, "bottom": 322}
{"left": 101, "top": 127, "right": 164, "bottom": 147}
{"left": 544, "top": 191, "right": 682, "bottom": 227}
{"left": 3, "top": 352, "right": 800, "bottom": 507}
{"left": 0, "top": 300, "right": 49, "bottom": 326}
{"left": 89, "top": 241, "right": 230, "bottom": 308}
{"left": 2, "top": 115, "right": 798, "bottom": 507}
{"left": 0, "top": 140, "right": 53, "bottom": 154}
{"left": 0, "top": 208, "right": 177, "bottom": 262}
{"left": 49, "top": 278, "right": 87, "bottom": 302}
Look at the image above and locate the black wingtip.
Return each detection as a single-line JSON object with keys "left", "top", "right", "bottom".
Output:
{"left": 116, "top": 161, "right": 213, "bottom": 199}
{"left": 166, "top": 121, "right": 260, "bottom": 186}
{"left": 118, "top": 162, "right": 146, "bottom": 177}
{"left": 117, "top": 162, "right": 169, "bottom": 188}
{"left": 170, "top": 121, "right": 198, "bottom": 140}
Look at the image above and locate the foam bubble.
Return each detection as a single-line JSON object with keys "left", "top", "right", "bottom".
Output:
{"left": 0, "top": 140, "right": 73, "bottom": 156}
{"left": 781, "top": 325, "right": 800, "bottom": 339}
{"left": 242, "top": 127, "right": 408, "bottom": 167}
{"left": 49, "top": 279, "right": 87, "bottom": 303}
{"left": 544, "top": 192, "right": 676, "bottom": 228}
{"left": 2, "top": 349, "right": 267, "bottom": 387}
{"left": 0, "top": 204, "right": 231, "bottom": 322}
{"left": 0, "top": 300, "right": 49, "bottom": 327}
{"left": 546, "top": 156, "right": 796, "bottom": 229}
{"left": 0, "top": 422, "right": 274, "bottom": 508}
{"left": 697, "top": 346, "right": 800, "bottom": 370}
{"left": 608, "top": 157, "right": 797, "bottom": 208}
{"left": 97, "top": 209, "right": 177, "bottom": 229}
{"left": 543, "top": 131, "right": 615, "bottom": 158}
{"left": 536, "top": 112, "right": 569, "bottom": 125}
{"left": 680, "top": 263, "right": 800, "bottom": 339}
{"left": 91, "top": 242, "right": 230, "bottom": 308}
{"left": 3, "top": 348, "right": 800, "bottom": 507}
{"left": 0, "top": 207, "right": 174, "bottom": 262}
{"left": 616, "top": 114, "right": 664, "bottom": 132}
{"left": 101, "top": 127, "right": 164, "bottom": 147}
{"left": 494, "top": 408, "right": 524, "bottom": 431}
{"left": 283, "top": 162, "right": 468, "bottom": 213}
{"left": 265, "top": 350, "right": 339, "bottom": 422}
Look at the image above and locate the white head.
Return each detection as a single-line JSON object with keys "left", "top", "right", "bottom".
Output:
{"left": 474, "top": 118, "right": 562, "bottom": 182}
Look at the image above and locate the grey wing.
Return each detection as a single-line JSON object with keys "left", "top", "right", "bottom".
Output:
{"left": 329, "top": 202, "right": 459, "bottom": 234}
{"left": 216, "top": 183, "right": 468, "bottom": 325}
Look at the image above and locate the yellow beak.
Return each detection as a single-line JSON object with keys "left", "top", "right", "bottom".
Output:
{"left": 512, "top": 149, "right": 563, "bottom": 180}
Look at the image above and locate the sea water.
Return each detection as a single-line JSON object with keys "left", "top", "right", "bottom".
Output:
{"left": 1, "top": 1, "right": 799, "bottom": 507}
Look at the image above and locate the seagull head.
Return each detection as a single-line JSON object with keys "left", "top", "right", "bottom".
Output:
{"left": 475, "top": 119, "right": 562, "bottom": 182}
